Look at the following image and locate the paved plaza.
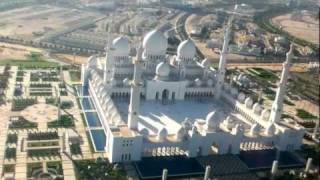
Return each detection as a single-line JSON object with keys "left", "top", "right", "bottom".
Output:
{"left": 20, "top": 103, "right": 59, "bottom": 123}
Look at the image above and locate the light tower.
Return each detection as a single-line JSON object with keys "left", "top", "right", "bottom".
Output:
{"left": 214, "top": 11, "right": 234, "bottom": 99}
{"left": 128, "top": 45, "right": 143, "bottom": 130}
{"left": 269, "top": 44, "right": 294, "bottom": 123}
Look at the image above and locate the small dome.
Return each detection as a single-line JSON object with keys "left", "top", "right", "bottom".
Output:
{"left": 156, "top": 62, "right": 170, "bottom": 77}
{"left": 237, "top": 92, "right": 246, "bottom": 103}
{"left": 253, "top": 103, "right": 262, "bottom": 115}
{"left": 112, "top": 36, "right": 130, "bottom": 56}
{"left": 177, "top": 39, "right": 196, "bottom": 59}
{"left": 194, "top": 78, "right": 202, "bottom": 87}
{"left": 250, "top": 123, "right": 260, "bottom": 136}
{"left": 140, "top": 128, "right": 149, "bottom": 136}
{"left": 201, "top": 58, "right": 210, "bottom": 67}
{"left": 206, "top": 111, "right": 223, "bottom": 130}
{"left": 261, "top": 109, "right": 271, "bottom": 120}
{"left": 143, "top": 29, "right": 167, "bottom": 55}
{"left": 245, "top": 97, "right": 253, "bottom": 108}
{"left": 157, "top": 128, "right": 168, "bottom": 141}
{"left": 265, "top": 123, "right": 276, "bottom": 136}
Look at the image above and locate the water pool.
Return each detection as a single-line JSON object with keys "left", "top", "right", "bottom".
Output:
{"left": 81, "top": 97, "right": 94, "bottom": 110}
{"left": 84, "top": 112, "right": 102, "bottom": 127}
{"left": 90, "top": 129, "right": 106, "bottom": 151}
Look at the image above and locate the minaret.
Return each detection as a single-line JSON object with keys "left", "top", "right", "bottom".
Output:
{"left": 214, "top": 5, "right": 237, "bottom": 100}
{"left": 104, "top": 27, "right": 113, "bottom": 84}
{"left": 270, "top": 44, "right": 294, "bottom": 123}
{"left": 128, "top": 45, "right": 143, "bottom": 130}
{"left": 214, "top": 22, "right": 231, "bottom": 99}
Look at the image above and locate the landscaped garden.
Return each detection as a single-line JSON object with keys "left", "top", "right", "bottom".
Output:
{"left": 74, "top": 158, "right": 127, "bottom": 180}
{"left": 28, "top": 132, "right": 59, "bottom": 141}
{"left": 47, "top": 162, "right": 64, "bottom": 179}
{"left": 11, "top": 98, "right": 37, "bottom": 111}
{"left": 27, "top": 162, "right": 63, "bottom": 180}
{"left": 27, "top": 163, "right": 43, "bottom": 179}
{"left": 9, "top": 117, "right": 37, "bottom": 129}
{"left": 48, "top": 115, "right": 75, "bottom": 128}
{"left": 70, "top": 143, "right": 82, "bottom": 155}
{"left": 3, "top": 164, "right": 15, "bottom": 174}
{"left": 29, "top": 83, "right": 52, "bottom": 88}
{"left": 69, "top": 70, "right": 81, "bottom": 82}
{"left": 30, "top": 71, "right": 60, "bottom": 82}
{"left": 27, "top": 148, "right": 60, "bottom": 158}
{"left": 5, "top": 147, "right": 16, "bottom": 160}
{"left": 16, "top": 76, "right": 23, "bottom": 82}
{"left": 6, "top": 133, "right": 18, "bottom": 144}
{"left": 60, "top": 101, "right": 73, "bottom": 109}
{"left": 45, "top": 97, "right": 58, "bottom": 106}
{"left": 27, "top": 141, "right": 59, "bottom": 148}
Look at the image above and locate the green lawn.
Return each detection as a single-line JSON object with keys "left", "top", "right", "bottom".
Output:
{"left": 0, "top": 59, "right": 58, "bottom": 68}
{"left": 69, "top": 71, "right": 81, "bottom": 82}
{"left": 0, "top": 53, "right": 58, "bottom": 69}
{"left": 47, "top": 115, "right": 75, "bottom": 128}
{"left": 296, "top": 109, "right": 317, "bottom": 119}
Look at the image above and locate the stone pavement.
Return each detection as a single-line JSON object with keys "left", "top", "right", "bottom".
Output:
{"left": 15, "top": 133, "right": 28, "bottom": 180}
{"left": 0, "top": 104, "right": 10, "bottom": 177}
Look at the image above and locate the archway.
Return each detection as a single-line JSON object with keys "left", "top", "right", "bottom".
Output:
{"left": 162, "top": 89, "right": 169, "bottom": 104}
{"left": 227, "top": 144, "right": 232, "bottom": 154}
{"left": 172, "top": 92, "right": 176, "bottom": 103}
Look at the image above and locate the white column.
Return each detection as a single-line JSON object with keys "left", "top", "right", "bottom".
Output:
{"left": 305, "top": 158, "right": 312, "bottom": 172}
{"left": 128, "top": 46, "right": 143, "bottom": 130}
{"left": 204, "top": 166, "right": 211, "bottom": 180}
{"left": 162, "top": 169, "right": 168, "bottom": 180}
{"left": 270, "top": 44, "right": 294, "bottom": 123}
{"left": 214, "top": 12, "right": 236, "bottom": 100}
{"left": 271, "top": 160, "right": 278, "bottom": 175}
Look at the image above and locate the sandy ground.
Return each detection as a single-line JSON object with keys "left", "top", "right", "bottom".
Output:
{"left": 0, "top": 42, "right": 88, "bottom": 64}
{"left": 0, "top": 5, "right": 101, "bottom": 40}
{"left": 227, "top": 63, "right": 309, "bottom": 73}
{"left": 0, "top": 42, "right": 42, "bottom": 60}
{"left": 272, "top": 12, "right": 319, "bottom": 45}
{"left": 51, "top": 53, "right": 89, "bottom": 65}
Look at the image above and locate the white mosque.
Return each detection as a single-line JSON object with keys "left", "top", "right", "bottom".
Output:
{"left": 80, "top": 25, "right": 305, "bottom": 163}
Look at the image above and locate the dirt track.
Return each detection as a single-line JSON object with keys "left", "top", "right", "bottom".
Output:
{"left": 227, "top": 63, "right": 310, "bottom": 72}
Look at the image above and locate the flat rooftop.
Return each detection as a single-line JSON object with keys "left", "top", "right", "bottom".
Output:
{"left": 115, "top": 99, "right": 249, "bottom": 135}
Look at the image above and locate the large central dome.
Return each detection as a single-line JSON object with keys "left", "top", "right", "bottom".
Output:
{"left": 143, "top": 29, "right": 168, "bottom": 56}
{"left": 112, "top": 36, "right": 130, "bottom": 56}
{"left": 177, "top": 39, "right": 196, "bottom": 59}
